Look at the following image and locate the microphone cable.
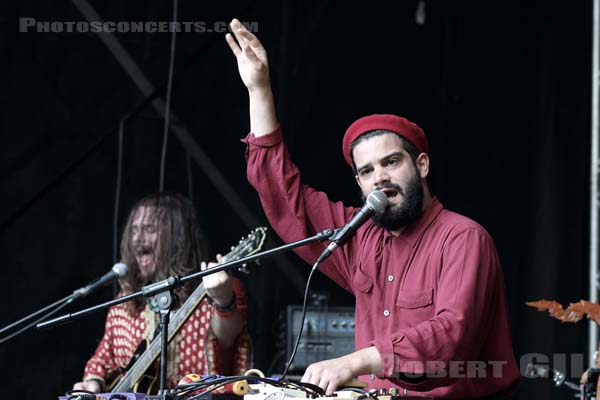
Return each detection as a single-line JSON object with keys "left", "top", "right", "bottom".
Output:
{"left": 113, "top": 117, "right": 125, "bottom": 266}
{"left": 0, "top": 296, "right": 73, "bottom": 344}
{"left": 158, "top": 0, "right": 179, "bottom": 193}
{"left": 280, "top": 259, "right": 321, "bottom": 380}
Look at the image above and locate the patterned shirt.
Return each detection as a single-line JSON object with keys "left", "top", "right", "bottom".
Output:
{"left": 83, "top": 277, "right": 251, "bottom": 390}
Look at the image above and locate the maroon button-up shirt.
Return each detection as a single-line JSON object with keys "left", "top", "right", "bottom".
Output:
{"left": 243, "top": 126, "right": 521, "bottom": 398}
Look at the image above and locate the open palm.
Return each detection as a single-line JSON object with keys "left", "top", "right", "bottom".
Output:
{"left": 226, "top": 19, "right": 270, "bottom": 91}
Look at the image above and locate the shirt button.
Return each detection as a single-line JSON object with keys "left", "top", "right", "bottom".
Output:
{"left": 383, "top": 309, "right": 390, "bottom": 317}
{"left": 370, "top": 374, "right": 375, "bottom": 380}
{"left": 387, "top": 275, "right": 394, "bottom": 282}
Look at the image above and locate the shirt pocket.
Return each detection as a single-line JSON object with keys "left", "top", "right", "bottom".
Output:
{"left": 395, "top": 288, "right": 435, "bottom": 325}
{"left": 352, "top": 268, "right": 374, "bottom": 324}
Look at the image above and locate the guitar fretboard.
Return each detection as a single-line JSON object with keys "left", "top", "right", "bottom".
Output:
{"left": 111, "top": 280, "right": 208, "bottom": 392}
{"left": 110, "top": 226, "right": 266, "bottom": 392}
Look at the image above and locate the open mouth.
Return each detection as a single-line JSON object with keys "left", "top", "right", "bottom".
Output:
{"left": 136, "top": 248, "right": 154, "bottom": 267}
{"left": 139, "top": 255, "right": 150, "bottom": 265}
{"left": 380, "top": 187, "right": 400, "bottom": 201}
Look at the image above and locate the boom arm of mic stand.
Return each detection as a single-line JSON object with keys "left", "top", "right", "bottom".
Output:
{"left": 2, "top": 267, "right": 128, "bottom": 339}
{"left": 0, "top": 280, "right": 116, "bottom": 342}
{"left": 36, "top": 291, "right": 144, "bottom": 330}
{"left": 179, "top": 228, "right": 337, "bottom": 285}
{"left": 37, "top": 229, "right": 337, "bottom": 331}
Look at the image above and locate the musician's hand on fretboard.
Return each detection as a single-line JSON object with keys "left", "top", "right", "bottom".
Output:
{"left": 201, "top": 254, "right": 235, "bottom": 306}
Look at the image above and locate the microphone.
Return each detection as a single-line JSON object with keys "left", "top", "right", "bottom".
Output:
{"left": 72, "top": 263, "right": 128, "bottom": 300}
{"left": 316, "top": 191, "right": 388, "bottom": 263}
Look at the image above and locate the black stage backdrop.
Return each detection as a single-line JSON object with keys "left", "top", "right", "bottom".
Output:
{"left": 0, "top": 1, "right": 592, "bottom": 399}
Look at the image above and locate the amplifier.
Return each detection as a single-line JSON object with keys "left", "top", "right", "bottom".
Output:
{"left": 285, "top": 305, "right": 355, "bottom": 371}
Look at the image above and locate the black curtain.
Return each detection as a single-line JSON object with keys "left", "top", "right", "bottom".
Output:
{"left": 0, "top": 1, "right": 592, "bottom": 399}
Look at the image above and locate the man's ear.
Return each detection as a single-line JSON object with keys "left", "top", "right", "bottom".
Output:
{"left": 355, "top": 174, "right": 364, "bottom": 191}
{"left": 416, "top": 153, "right": 429, "bottom": 179}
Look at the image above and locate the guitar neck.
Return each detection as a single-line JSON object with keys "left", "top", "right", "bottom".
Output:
{"left": 110, "top": 226, "right": 266, "bottom": 393}
{"left": 111, "top": 280, "right": 207, "bottom": 392}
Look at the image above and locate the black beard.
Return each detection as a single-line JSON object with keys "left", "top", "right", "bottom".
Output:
{"left": 363, "top": 175, "right": 424, "bottom": 231}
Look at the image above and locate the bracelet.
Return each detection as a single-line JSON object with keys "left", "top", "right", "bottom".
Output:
{"left": 215, "top": 307, "right": 235, "bottom": 318}
{"left": 209, "top": 292, "right": 237, "bottom": 314}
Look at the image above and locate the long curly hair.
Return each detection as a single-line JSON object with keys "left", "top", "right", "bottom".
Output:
{"left": 119, "top": 192, "right": 207, "bottom": 314}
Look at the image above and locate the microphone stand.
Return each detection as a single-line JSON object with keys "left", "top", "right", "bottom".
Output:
{"left": 37, "top": 228, "right": 336, "bottom": 398}
{"left": 0, "top": 275, "right": 119, "bottom": 344}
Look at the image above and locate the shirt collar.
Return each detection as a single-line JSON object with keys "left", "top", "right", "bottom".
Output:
{"left": 383, "top": 196, "right": 444, "bottom": 247}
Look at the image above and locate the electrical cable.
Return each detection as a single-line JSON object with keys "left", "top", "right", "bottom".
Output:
{"left": 0, "top": 4, "right": 259, "bottom": 234}
{"left": 337, "top": 388, "right": 370, "bottom": 395}
{"left": 177, "top": 375, "right": 276, "bottom": 391}
{"left": 1, "top": 115, "right": 125, "bottom": 341}
{"left": 179, "top": 376, "right": 279, "bottom": 399}
{"left": 266, "top": 349, "right": 286, "bottom": 377}
{"left": 280, "top": 261, "right": 320, "bottom": 380}
{"left": 113, "top": 117, "right": 125, "bottom": 265}
{"left": 0, "top": 298, "right": 72, "bottom": 344}
{"left": 176, "top": 375, "right": 325, "bottom": 399}
{"left": 0, "top": 292, "right": 71, "bottom": 336}
{"left": 186, "top": 150, "right": 194, "bottom": 203}
{"left": 282, "top": 380, "right": 324, "bottom": 397}
{"left": 158, "top": 0, "right": 179, "bottom": 192}
{"left": 64, "top": 388, "right": 97, "bottom": 400}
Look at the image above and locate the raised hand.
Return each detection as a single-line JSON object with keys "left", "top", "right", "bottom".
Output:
{"left": 225, "top": 18, "right": 271, "bottom": 92}
{"left": 226, "top": 18, "right": 277, "bottom": 136}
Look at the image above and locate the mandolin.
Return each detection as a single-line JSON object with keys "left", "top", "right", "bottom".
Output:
{"left": 108, "top": 227, "right": 267, "bottom": 393}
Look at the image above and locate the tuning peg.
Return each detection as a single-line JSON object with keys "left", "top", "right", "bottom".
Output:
{"left": 238, "top": 265, "right": 251, "bottom": 275}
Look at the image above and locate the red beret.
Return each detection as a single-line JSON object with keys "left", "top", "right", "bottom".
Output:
{"left": 342, "top": 114, "right": 429, "bottom": 166}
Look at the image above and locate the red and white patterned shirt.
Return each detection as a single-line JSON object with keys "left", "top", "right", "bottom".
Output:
{"left": 83, "top": 277, "right": 251, "bottom": 390}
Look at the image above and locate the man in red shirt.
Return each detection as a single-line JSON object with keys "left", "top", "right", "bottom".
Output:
{"left": 72, "top": 192, "right": 251, "bottom": 393}
{"left": 226, "top": 19, "right": 521, "bottom": 398}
